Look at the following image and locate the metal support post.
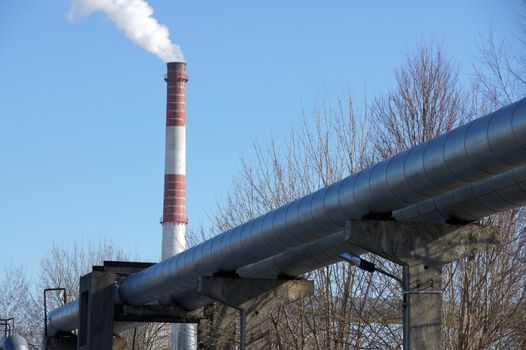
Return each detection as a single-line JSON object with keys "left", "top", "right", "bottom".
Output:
{"left": 0, "top": 318, "right": 15, "bottom": 338}
{"left": 197, "top": 276, "right": 314, "bottom": 350}
{"left": 239, "top": 308, "right": 246, "bottom": 350}
{"left": 340, "top": 252, "right": 409, "bottom": 349}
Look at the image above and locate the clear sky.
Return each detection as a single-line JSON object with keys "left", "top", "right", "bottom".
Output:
{"left": 0, "top": 0, "right": 520, "bottom": 279}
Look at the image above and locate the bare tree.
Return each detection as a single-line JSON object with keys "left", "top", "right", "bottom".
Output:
{"left": 474, "top": 20, "right": 526, "bottom": 109}
{"left": 0, "top": 264, "right": 33, "bottom": 343}
{"left": 38, "top": 240, "right": 127, "bottom": 302}
{"left": 21, "top": 240, "right": 170, "bottom": 350}
{"left": 214, "top": 97, "right": 369, "bottom": 229}
{"left": 371, "top": 42, "right": 466, "bottom": 159}
{"left": 212, "top": 97, "right": 412, "bottom": 349}
{"left": 439, "top": 3, "right": 526, "bottom": 347}
{"left": 370, "top": 38, "right": 526, "bottom": 350}
{"left": 442, "top": 211, "right": 526, "bottom": 349}
{"left": 212, "top": 33, "right": 526, "bottom": 348}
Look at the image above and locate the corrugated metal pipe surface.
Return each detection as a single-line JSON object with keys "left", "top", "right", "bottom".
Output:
{"left": 159, "top": 162, "right": 526, "bottom": 310}
{"left": 46, "top": 98, "right": 526, "bottom": 332}
{"left": 239, "top": 164, "right": 526, "bottom": 278}
{"left": 118, "top": 98, "right": 526, "bottom": 306}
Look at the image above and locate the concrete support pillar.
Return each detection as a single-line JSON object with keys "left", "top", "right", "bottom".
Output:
{"left": 197, "top": 277, "right": 314, "bottom": 350}
{"left": 77, "top": 270, "right": 117, "bottom": 350}
{"left": 346, "top": 220, "right": 500, "bottom": 350}
{"left": 74, "top": 261, "right": 203, "bottom": 350}
{"left": 405, "top": 262, "right": 442, "bottom": 349}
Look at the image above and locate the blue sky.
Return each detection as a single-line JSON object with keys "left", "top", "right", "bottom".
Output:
{"left": 0, "top": 0, "right": 520, "bottom": 278}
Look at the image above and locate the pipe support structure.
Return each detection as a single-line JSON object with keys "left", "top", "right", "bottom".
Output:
{"left": 46, "top": 99, "right": 526, "bottom": 335}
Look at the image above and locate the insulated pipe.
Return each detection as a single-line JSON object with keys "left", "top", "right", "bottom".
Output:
{"left": 394, "top": 164, "right": 526, "bottom": 223}
{"left": 239, "top": 164, "right": 526, "bottom": 279}
{"left": 46, "top": 98, "right": 526, "bottom": 330}
{"left": 119, "top": 98, "right": 526, "bottom": 306}
{"left": 45, "top": 162, "right": 526, "bottom": 332}
{"left": 167, "top": 163, "right": 526, "bottom": 311}
{"left": 46, "top": 299, "right": 139, "bottom": 336}
{"left": 165, "top": 232, "right": 363, "bottom": 310}
{"left": 237, "top": 231, "right": 364, "bottom": 279}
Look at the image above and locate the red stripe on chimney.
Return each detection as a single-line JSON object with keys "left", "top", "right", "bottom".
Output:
{"left": 162, "top": 174, "right": 187, "bottom": 224}
{"left": 165, "top": 63, "right": 188, "bottom": 127}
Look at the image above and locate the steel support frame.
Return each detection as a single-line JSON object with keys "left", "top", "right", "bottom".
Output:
{"left": 345, "top": 220, "right": 500, "bottom": 350}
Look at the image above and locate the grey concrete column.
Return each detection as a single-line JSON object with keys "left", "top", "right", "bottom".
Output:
{"left": 77, "top": 271, "right": 117, "bottom": 350}
{"left": 346, "top": 220, "right": 500, "bottom": 350}
{"left": 74, "top": 261, "right": 203, "bottom": 350}
{"left": 405, "top": 262, "right": 442, "bottom": 349}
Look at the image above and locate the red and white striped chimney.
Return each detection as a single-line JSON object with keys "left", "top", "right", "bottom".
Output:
{"left": 162, "top": 62, "right": 188, "bottom": 260}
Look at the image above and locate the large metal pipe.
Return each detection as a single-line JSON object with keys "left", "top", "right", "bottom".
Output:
{"left": 48, "top": 162, "right": 526, "bottom": 330}
{"left": 239, "top": 164, "right": 526, "bottom": 279}
{"left": 166, "top": 163, "right": 526, "bottom": 311}
{"left": 165, "top": 232, "right": 362, "bottom": 310}
{"left": 46, "top": 98, "right": 526, "bottom": 332}
{"left": 119, "top": 98, "right": 526, "bottom": 306}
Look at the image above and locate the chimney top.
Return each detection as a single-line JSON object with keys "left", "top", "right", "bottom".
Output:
{"left": 165, "top": 62, "right": 188, "bottom": 82}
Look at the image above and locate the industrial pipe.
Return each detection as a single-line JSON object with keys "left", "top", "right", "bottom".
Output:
{"left": 119, "top": 98, "right": 526, "bottom": 306}
{"left": 166, "top": 162, "right": 526, "bottom": 311}
{"left": 46, "top": 98, "right": 526, "bottom": 332}
{"left": 394, "top": 163, "right": 526, "bottom": 223}
{"left": 237, "top": 164, "right": 526, "bottom": 283}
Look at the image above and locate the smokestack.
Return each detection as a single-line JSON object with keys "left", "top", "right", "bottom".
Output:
{"left": 162, "top": 62, "right": 188, "bottom": 260}
{"left": 162, "top": 62, "right": 196, "bottom": 350}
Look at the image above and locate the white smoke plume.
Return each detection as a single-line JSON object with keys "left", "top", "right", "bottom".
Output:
{"left": 69, "top": 0, "right": 184, "bottom": 62}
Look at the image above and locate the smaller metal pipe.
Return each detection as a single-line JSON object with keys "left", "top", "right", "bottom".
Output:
{"left": 374, "top": 266, "right": 403, "bottom": 287}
